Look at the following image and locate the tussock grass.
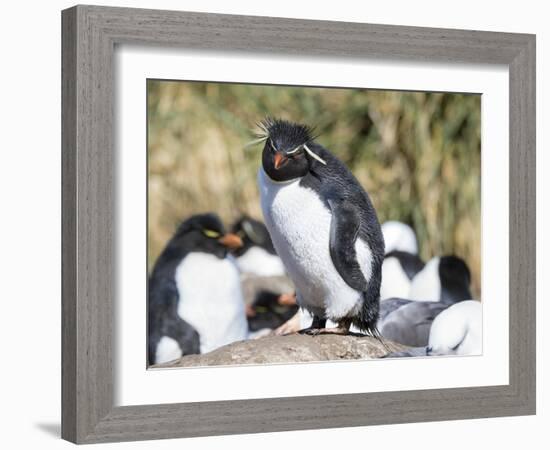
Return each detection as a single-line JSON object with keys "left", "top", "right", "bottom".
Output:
{"left": 147, "top": 81, "right": 481, "bottom": 297}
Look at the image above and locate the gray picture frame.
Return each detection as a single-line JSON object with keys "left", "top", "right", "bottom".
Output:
{"left": 61, "top": 4, "right": 536, "bottom": 444}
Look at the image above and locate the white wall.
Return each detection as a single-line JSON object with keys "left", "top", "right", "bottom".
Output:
{"left": 0, "top": 1, "right": 546, "bottom": 449}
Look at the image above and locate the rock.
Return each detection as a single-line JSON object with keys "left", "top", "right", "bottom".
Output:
{"left": 154, "top": 334, "right": 407, "bottom": 368}
{"left": 273, "top": 311, "right": 301, "bottom": 335}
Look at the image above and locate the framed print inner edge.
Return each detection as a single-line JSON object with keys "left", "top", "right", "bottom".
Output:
{"left": 119, "top": 48, "right": 505, "bottom": 406}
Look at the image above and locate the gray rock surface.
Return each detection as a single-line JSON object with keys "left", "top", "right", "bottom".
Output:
{"left": 154, "top": 333, "right": 406, "bottom": 368}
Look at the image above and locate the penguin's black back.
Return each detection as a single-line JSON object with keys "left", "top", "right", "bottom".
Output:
{"left": 299, "top": 143, "right": 385, "bottom": 334}
{"left": 299, "top": 142, "right": 385, "bottom": 255}
{"left": 148, "top": 222, "right": 198, "bottom": 348}
{"left": 147, "top": 278, "right": 200, "bottom": 365}
{"left": 148, "top": 256, "right": 201, "bottom": 365}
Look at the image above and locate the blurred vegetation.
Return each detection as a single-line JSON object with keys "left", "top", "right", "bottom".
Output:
{"left": 148, "top": 80, "right": 481, "bottom": 298}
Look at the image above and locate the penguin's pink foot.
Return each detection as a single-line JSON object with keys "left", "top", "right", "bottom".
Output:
{"left": 272, "top": 311, "right": 301, "bottom": 336}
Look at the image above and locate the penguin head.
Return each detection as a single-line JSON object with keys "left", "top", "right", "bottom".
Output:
{"left": 246, "top": 290, "right": 299, "bottom": 331}
{"left": 438, "top": 255, "right": 472, "bottom": 304}
{"left": 170, "top": 213, "right": 243, "bottom": 259}
{"left": 231, "top": 215, "right": 276, "bottom": 256}
{"left": 259, "top": 118, "right": 326, "bottom": 182}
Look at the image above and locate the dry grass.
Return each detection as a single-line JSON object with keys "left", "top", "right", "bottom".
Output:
{"left": 147, "top": 80, "right": 481, "bottom": 297}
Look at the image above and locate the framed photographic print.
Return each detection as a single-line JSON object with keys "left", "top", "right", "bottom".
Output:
{"left": 62, "top": 4, "right": 536, "bottom": 444}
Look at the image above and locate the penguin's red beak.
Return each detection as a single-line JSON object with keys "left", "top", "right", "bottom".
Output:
{"left": 273, "top": 153, "right": 288, "bottom": 170}
{"left": 277, "top": 293, "right": 297, "bottom": 306}
{"left": 218, "top": 233, "right": 243, "bottom": 250}
{"left": 245, "top": 304, "right": 256, "bottom": 318}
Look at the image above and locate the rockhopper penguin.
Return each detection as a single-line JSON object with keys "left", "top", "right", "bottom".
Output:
{"left": 385, "top": 300, "right": 483, "bottom": 358}
{"left": 256, "top": 118, "right": 385, "bottom": 335}
{"left": 408, "top": 255, "right": 472, "bottom": 304}
{"left": 381, "top": 220, "right": 419, "bottom": 255}
{"left": 383, "top": 300, "right": 481, "bottom": 358}
{"left": 380, "top": 250, "right": 425, "bottom": 300}
{"left": 148, "top": 213, "right": 248, "bottom": 365}
{"left": 427, "top": 300, "right": 481, "bottom": 356}
{"left": 246, "top": 290, "right": 299, "bottom": 332}
{"left": 230, "top": 215, "right": 286, "bottom": 276}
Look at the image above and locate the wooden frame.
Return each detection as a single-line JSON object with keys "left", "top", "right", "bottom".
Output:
{"left": 61, "top": 4, "right": 536, "bottom": 444}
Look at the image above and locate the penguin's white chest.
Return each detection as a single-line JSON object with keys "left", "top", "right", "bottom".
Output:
{"left": 175, "top": 253, "right": 247, "bottom": 353}
{"left": 258, "top": 169, "right": 371, "bottom": 319}
{"left": 235, "top": 246, "right": 286, "bottom": 276}
{"left": 380, "top": 257, "right": 412, "bottom": 300}
{"left": 409, "top": 257, "right": 441, "bottom": 301}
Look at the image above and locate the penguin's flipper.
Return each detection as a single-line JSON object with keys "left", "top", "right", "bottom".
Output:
{"left": 164, "top": 315, "right": 201, "bottom": 356}
{"left": 327, "top": 198, "right": 368, "bottom": 292}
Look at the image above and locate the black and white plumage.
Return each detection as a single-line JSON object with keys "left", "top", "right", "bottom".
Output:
{"left": 384, "top": 300, "right": 482, "bottom": 357}
{"left": 408, "top": 255, "right": 472, "bottom": 304}
{"left": 231, "top": 215, "right": 286, "bottom": 276}
{"left": 377, "top": 255, "right": 473, "bottom": 347}
{"left": 257, "top": 118, "right": 385, "bottom": 335}
{"left": 427, "top": 300, "right": 482, "bottom": 356}
{"left": 380, "top": 250, "right": 425, "bottom": 300}
{"left": 246, "top": 290, "right": 299, "bottom": 332}
{"left": 148, "top": 213, "right": 247, "bottom": 365}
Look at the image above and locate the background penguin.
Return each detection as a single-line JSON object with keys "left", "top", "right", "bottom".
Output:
{"left": 408, "top": 255, "right": 472, "bottom": 304}
{"left": 381, "top": 220, "right": 419, "bottom": 254}
{"left": 246, "top": 290, "right": 299, "bottom": 333}
{"left": 380, "top": 250, "right": 425, "bottom": 300}
{"left": 231, "top": 215, "right": 286, "bottom": 277}
{"left": 385, "top": 300, "right": 482, "bottom": 357}
{"left": 257, "top": 118, "right": 385, "bottom": 335}
{"left": 427, "top": 300, "right": 482, "bottom": 356}
{"left": 377, "top": 286, "right": 476, "bottom": 348}
{"left": 378, "top": 300, "right": 449, "bottom": 347}
{"left": 148, "top": 213, "right": 248, "bottom": 365}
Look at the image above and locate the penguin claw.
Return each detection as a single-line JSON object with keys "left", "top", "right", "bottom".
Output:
{"left": 298, "top": 327, "right": 323, "bottom": 336}
{"left": 299, "top": 327, "right": 351, "bottom": 336}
